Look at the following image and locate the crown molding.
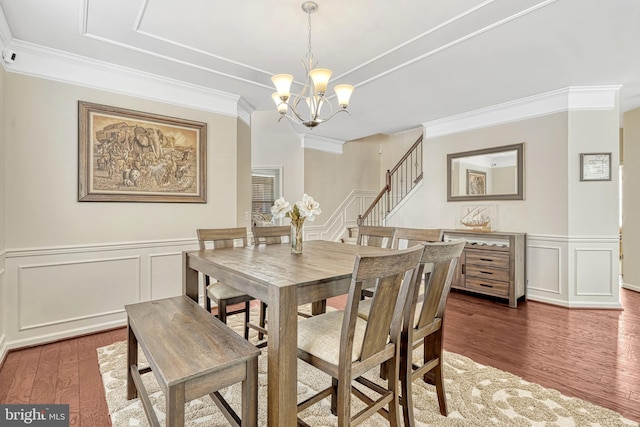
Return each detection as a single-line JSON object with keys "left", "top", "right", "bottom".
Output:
{"left": 300, "top": 134, "right": 346, "bottom": 154}
{"left": 237, "top": 97, "right": 254, "bottom": 127}
{"left": 3, "top": 39, "right": 246, "bottom": 118}
{"left": 423, "top": 86, "right": 622, "bottom": 138}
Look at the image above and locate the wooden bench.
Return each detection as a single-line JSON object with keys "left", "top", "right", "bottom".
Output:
{"left": 125, "top": 295, "right": 261, "bottom": 427}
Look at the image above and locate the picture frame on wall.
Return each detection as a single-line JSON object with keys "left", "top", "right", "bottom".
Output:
{"left": 78, "top": 101, "right": 207, "bottom": 202}
{"left": 580, "top": 152, "right": 611, "bottom": 182}
{"left": 466, "top": 169, "right": 487, "bottom": 195}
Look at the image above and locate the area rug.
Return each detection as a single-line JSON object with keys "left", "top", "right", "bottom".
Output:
{"left": 99, "top": 311, "right": 638, "bottom": 426}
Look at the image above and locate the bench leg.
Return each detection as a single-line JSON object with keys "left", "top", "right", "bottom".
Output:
{"left": 127, "top": 320, "right": 138, "bottom": 400}
{"left": 166, "top": 383, "right": 185, "bottom": 427}
{"left": 242, "top": 356, "right": 258, "bottom": 426}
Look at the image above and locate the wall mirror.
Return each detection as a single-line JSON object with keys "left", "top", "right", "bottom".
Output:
{"left": 447, "top": 142, "right": 524, "bottom": 201}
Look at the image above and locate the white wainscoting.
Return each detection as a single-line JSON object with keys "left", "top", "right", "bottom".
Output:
{"left": 2, "top": 239, "right": 198, "bottom": 352}
{"left": 305, "top": 189, "right": 378, "bottom": 241}
{"left": 526, "top": 234, "right": 621, "bottom": 308}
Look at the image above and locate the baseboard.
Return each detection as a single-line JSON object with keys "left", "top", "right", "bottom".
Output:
{"left": 527, "top": 294, "right": 623, "bottom": 309}
{"left": 622, "top": 282, "right": 640, "bottom": 293}
{"left": 0, "top": 334, "right": 8, "bottom": 369}
{"left": 5, "top": 319, "right": 127, "bottom": 352}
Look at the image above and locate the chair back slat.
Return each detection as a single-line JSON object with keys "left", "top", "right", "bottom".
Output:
{"left": 196, "top": 227, "right": 247, "bottom": 250}
{"left": 356, "top": 226, "right": 395, "bottom": 249}
{"left": 411, "top": 241, "right": 465, "bottom": 330}
{"left": 343, "top": 245, "right": 424, "bottom": 363}
{"left": 392, "top": 227, "right": 443, "bottom": 249}
{"left": 252, "top": 225, "right": 290, "bottom": 245}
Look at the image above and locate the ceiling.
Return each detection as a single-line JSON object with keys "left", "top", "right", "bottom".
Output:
{"left": 1, "top": 0, "right": 639, "bottom": 141}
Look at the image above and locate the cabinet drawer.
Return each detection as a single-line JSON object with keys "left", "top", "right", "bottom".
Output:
{"left": 465, "top": 264, "right": 509, "bottom": 282}
{"left": 465, "top": 249, "right": 509, "bottom": 268}
{"left": 466, "top": 277, "right": 509, "bottom": 297}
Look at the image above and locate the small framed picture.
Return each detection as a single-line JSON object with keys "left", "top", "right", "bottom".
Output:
{"left": 580, "top": 153, "right": 611, "bottom": 181}
{"left": 466, "top": 170, "right": 486, "bottom": 195}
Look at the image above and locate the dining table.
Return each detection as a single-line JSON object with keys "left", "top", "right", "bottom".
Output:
{"left": 182, "top": 239, "right": 392, "bottom": 426}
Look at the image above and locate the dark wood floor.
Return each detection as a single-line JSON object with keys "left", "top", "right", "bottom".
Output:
{"left": 1, "top": 290, "right": 638, "bottom": 425}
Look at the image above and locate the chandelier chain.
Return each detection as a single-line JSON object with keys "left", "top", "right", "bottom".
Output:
{"left": 306, "top": 10, "right": 313, "bottom": 60}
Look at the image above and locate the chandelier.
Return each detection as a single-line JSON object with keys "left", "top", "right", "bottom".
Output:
{"left": 271, "top": 1, "right": 354, "bottom": 129}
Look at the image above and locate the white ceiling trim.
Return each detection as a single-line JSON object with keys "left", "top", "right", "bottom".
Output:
{"left": 423, "top": 86, "right": 622, "bottom": 138}
{"left": 0, "top": 4, "right": 10, "bottom": 49}
{"left": 323, "top": 0, "right": 496, "bottom": 82}
{"left": 81, "top": 0, "right": 558, "bottom": 98}
{"left": 300, "top": 134, "right": 345, "bottom": 154}
{"left": 4, "top": 40, "right": 244, "bottom": 118}
{"left": 351, "top": 0, "right": 558, "bottom": 89}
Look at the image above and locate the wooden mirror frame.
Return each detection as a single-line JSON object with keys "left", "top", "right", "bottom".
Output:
{"left": 447, "top": 142, "right": 524, "bottom": 202}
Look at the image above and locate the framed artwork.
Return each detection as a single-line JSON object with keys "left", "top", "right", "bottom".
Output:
{"left": 78, "top": 101, "right": 207, "bottom": 202}
{"left": 580, "top": 152, "right": 611, "bottom": 181}
{"left": 466, "top": 169, "right": 486, "bottom": 195}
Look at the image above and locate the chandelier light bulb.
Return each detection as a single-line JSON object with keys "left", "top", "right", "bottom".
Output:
{"left": 309, "top": 68, "right": 332, "bottom": 95}
{"left": 272, "top": 92, "right": 289, "bottom": 114}
{"left": 271, "top": 74, "right": 294, "bottom": 101}
{"left": 334, "top": 84, "right": 354, "bottom": 108}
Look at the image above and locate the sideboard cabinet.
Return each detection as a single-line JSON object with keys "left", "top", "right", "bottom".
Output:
{"left": 442, "top": 230, "right": 526, "bottom": 308}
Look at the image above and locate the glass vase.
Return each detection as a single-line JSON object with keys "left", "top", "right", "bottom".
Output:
{"left": 291, "top": 223, "right": 304, "bottom": 254}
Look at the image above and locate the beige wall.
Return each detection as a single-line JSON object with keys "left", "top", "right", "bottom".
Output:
{"left": 251, "top": 111, "right": 304, "bottom": 208}
{"left": 392, "top": 110, "right": 621, "bottom": 307}
{"left": 304, "top": 140, "right": 380, "bottom": 219}
{"left": 4, "top": 73, "right": 241, "bottom": 249}
{"left": 623, "top": 107, "right": 640, "bottom": 290}
{"left": 302, "top": 127, "right": 422, "bottom": 222}
{"left": 0, "top": 66, "right": 5, "bottom": 346}
{"left": 395, "top": 113, "right": 570, "bottom": 233}
{"left": 0, "top": 67, "right": 5, "bottom": 251}
{"left": 379, "top": 127, "right": 423, "bottom": 186}
{"left": 567, "top": 109, "right": 620, "bottom": 236}
{"left": 236, "top": 119, "right": 252, "bottom": 229}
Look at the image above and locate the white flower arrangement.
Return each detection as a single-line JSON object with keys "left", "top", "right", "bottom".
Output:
{"left": 271, "top": 194, "right": 322, "bottom": 228}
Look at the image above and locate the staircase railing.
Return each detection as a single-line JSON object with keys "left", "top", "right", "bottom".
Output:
{"left": 358, "top": 134, "right": 423, "bottom": 226}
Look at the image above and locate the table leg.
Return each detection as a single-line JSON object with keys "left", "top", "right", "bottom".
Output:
{"left": 311, "top": 299, "right": 327, "bottom": 315}
{"left": 182, "top": 252, "right": 199, "bottom": 302}
{"left": 166, "top": 383, "right": 185, "bottom": 427}
{"left": 126, "top": 321, "right": 138, "bottom": 400}
{"left": 267, "top": 285, "right": 298, "bottom": 426}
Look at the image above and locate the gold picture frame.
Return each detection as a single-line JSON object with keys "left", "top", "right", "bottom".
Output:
{"left": 78, "top": 101, "right": 207, "bottom": 203}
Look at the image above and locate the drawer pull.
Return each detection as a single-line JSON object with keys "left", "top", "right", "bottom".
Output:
{"left": 480, "top": 258, "right": 494, "bottom": 262}
{"left": 480, "top": 271, "right": 493, "bottom": 275}
{"left": 479, "top": 283, "right": 494, "bottom": 288}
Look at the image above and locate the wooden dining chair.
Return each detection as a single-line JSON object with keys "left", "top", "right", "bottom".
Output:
{"left": 357, "top": 225, "right": 396, "bottom": 299}
{"left": 252, "top": 224, "right": 290, "bottom": 245}
{"left": 392, "top": 227, "right": 443, "bottom": 296}
{"left": 296, "top": 244, "right": 425, "bottom": 427}
{"left": 356, "top": 225, "right": 396, "bottom": 248}
{"left": 196, "top": 227, "right": 254, "bottom": 339}
{"left": 250, "top": 225, "right": 291, "bottom": 342}
{"left": 400, "top": 240, "right": 465, "bottom": 426}
{"left": 392, "top": 227, "right": 443, "bottom": 249}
